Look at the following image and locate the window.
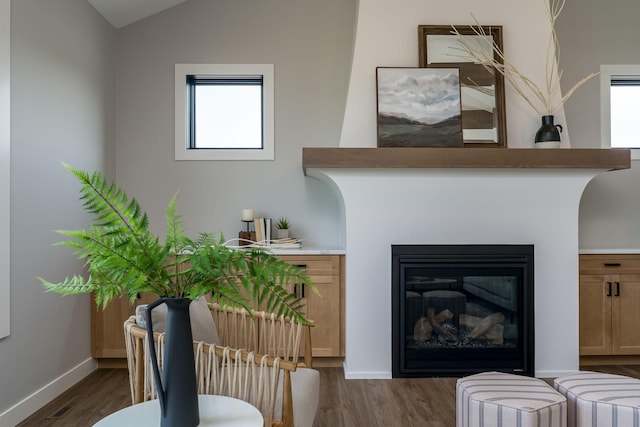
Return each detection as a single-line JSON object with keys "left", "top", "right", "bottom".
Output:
{"left": 600, "top": 64, "right": 640, "bottom": 159}
{"left": 175, "top": 64, "right": 274, "bottom": 161}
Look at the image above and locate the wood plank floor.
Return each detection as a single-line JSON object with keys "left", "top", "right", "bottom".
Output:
{"left": 16, "top": 365, "right": 640, "bottom": 427}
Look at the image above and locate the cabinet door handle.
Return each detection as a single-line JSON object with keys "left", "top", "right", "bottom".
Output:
{"left": 606, "top": 282, "right": 612, "bottom": 297}
{"left": 615, "top": 282, "right": 621, "bottom": 297}
{"left": 292, "top": 264, "right": 307, "bottom": 298}
{"left": 604, "top": 263, "right": 622, "bottom": 267}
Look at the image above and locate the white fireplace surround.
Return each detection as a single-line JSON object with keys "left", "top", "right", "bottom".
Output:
{"left": 301, "top": 0, "right": 631, "bottom": 379}
{"left": 307, "top": 166, "right": 618, "bottom": 379}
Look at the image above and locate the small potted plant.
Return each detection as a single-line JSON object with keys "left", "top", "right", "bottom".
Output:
{"left": 275, "top": 217, "right": 290, "bottom": 239}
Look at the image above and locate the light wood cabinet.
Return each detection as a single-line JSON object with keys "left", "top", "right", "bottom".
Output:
{"left": 91, "top": 254, "right": 345, "bottom": 365}
{"left": 579, "top": 255, "right": 640, "bottom": 359}
{"left": 91, "top": 293, "right": 157, "bottom": 361}
{"left": 276, "top": 254, "right": 345, "bottom": 358}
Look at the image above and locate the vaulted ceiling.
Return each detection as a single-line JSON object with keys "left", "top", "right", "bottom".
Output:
{"left": 88, "top": 0, "right": 188, "bottom": 28}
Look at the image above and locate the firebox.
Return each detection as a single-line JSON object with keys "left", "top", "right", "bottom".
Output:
{"left": 391, "top": 244, "right": 534, "bottom": 377}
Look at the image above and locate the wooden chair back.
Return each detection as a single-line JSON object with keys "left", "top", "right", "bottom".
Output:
{"left": 207, "top": 302, "right": 314, "bottom": 368}
{"left": 124, "top": 317, "right": 299, "bottom": 427}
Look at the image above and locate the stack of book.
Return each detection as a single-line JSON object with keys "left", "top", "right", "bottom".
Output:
{"left": 253, "top": 217, "right": 272, "bottom": 244}
{"left": 265, "top": 238, "right": 302, "bottom": 249}
{"left": 250, "top": 217, "right": 302, "bottom": 248}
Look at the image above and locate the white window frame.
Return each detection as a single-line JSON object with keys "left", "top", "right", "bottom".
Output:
{"left": 600, "top": 64, "right": 640, "bottom": 159}
{"left": 175, "top": 63, "right": 274, "bottom": 161}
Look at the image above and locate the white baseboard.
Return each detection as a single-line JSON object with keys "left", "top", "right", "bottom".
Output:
{"left": 342, "top": 362, "right": 392, "bottom": 379}
{"left": 535, "top": 369, "right": 580, "bottom": 379}
{"left": 341, "top": 362, "right": 579, "bottom": 380}
{"left": 0, "top": 358, "right": 97, "bottom": 426}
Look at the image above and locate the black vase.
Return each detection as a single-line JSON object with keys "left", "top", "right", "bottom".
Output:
{"left": 146, "top": 298, "right": 199, "bottom": 427}
{"left": 534, "top": 115, "right": 563, "bottom": 148}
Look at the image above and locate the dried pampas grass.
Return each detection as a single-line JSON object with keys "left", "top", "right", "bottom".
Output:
{"left": 451, "top": 0, "right": 598, "bottom": 116}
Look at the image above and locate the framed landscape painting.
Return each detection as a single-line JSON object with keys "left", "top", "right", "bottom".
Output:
{"left": 376, "top": 67, "right": 463, "bottom": 147}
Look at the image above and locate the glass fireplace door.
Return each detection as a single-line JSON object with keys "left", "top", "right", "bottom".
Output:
{"left": 392, "top": 245, "right": 534, "bottom": 377}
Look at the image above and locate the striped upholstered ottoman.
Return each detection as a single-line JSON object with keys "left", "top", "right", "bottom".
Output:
{"left": 554, "top": 371, "right": 640, "bottom": 427}
{"left": 457, "top": 371, "right": 567, "bottom": 427}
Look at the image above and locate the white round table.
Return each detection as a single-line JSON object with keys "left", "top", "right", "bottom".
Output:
{"left": 93, "top": 395, "right": 264, "bottom": 427}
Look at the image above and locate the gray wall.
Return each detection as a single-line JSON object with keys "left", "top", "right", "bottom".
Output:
{"left": 556, "top": 0, "right": 640, "bottom": 250}
{"left": 0, "top": 0, "right": 115, "bottom": 416}
{"left": 115, "top": 0, "right": 356, "bottom": 247}
{"left": 1, "top": 0, "right": 355, "bottom": 419}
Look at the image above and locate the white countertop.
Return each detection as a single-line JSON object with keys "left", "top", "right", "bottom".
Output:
{"left": 267, "top": 247, "right": 345, "bottom": 255}
{"left": 223, "top": 238, "right": 344, "bottom": 255}
{"left": 579, "top": 249, "right": 640, "bottom": 255}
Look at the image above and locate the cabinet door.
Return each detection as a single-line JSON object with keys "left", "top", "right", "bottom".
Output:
{"left": 579, "top": 274, "right": 612, "bottom": 355}
{"left": 612, "top": 274, "right": 640, "bottom": 354}
{"left": 91, "top": 293, "right": 157, "bottom": 358}
{"left": 277, "top": 255, "right": 343, "bottom": 357}
{"left": 303, "top": 256, "right": 341, "bottom": 357}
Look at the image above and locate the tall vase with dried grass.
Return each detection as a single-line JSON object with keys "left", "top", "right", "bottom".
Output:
{"left": 451, "top": 0, "right": 598, "bottom": 147}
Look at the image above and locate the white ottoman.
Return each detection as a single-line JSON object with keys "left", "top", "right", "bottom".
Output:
{"left": 457, "top": 371, "right": 567, "bottom": 427}
{"left": 554, "top": 371, "right": 640, "bottom": 427}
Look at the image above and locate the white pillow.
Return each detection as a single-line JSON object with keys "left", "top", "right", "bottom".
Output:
{"left": 135, "top": 296, "right": 220, "bottom": 345}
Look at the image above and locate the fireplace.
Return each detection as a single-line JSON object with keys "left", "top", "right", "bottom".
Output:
{"left": 392, "top": 244, "right": 534, "bottom": 377}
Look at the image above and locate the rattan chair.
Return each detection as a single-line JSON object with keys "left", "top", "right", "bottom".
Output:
{"left": 124, "top": 303, "right": 318, "bottom": 427}
{"left": 207, "top": 302, "right": 313, "bottom": 368}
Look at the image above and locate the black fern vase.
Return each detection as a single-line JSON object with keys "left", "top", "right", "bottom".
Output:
{"left": 534, "top": 115, "right": 563, "bottom": 148}
{"left": 146, "top": 298, "right": 199, "bottom": 427}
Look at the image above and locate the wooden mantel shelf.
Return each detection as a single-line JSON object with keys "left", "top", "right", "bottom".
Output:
{"left": 302, "top": 147, "right": 631, "bottom": 174}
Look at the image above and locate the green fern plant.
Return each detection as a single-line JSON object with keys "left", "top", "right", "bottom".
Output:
{"left": 39, "top": 164, "right": 314, "bottom": 322}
